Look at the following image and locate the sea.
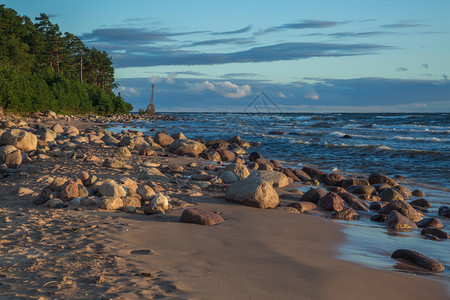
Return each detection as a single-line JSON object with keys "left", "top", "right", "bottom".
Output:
{"left": 109, "top": 112, "right": 450, "bottom": 286}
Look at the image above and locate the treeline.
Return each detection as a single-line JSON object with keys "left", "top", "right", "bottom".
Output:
{"left": 0, "top": 5, "right": 132, "bottom": 114}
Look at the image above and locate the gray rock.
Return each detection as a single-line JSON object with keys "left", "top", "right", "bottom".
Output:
{"left": 379, "top": 188, "right": 404, "bottom": 202}
{"left": 103, "top": 158, "right": 132, "bottom": 169}
{"left": 420, "top": 227, "right": 449, "bottom": 239}
{"left": 438, "top": 206, "right": 450, "bottom": 218}
{"left": 1, "top": 129, "right": 37, "bottom": 151}
{"left": 138, "top": 167, "right": 169, "bottom": 181}
{"left": 410, "top": 198, "right": 431, "bottom": 208}
{"left": 219, "top": 170, "right": 239, "bottom": 184}
{"left": 0, "top": 145, "right": 22, "bottom": 168}
{"left": 301, "top": 188, "right": 327, "bottom": 204}
{"left": 338, "top": 192, "right": 369, "bottom": 211}
{"left": 416, "top": 218, "right": 443, "bottom": 229}
{"left": 317, "top": 192, "right": 348, "bottom": 212}
{"left": 224, "top": 163, "right": 250, "bottom": 180}
{"left": 100, "top": 197, "right": 123, "bottom": 210}
{"left": 169, "top": 139, "right": 206, "bottom": 157}
{"left": 332, "top": 207, "right": 360, "bottom": 220}
{"left": 46, "top": 198, "right": 64, "bottom": 208}
{"left": 287, "top": 201, "right": 317, "bottom": 213}
{"left": 98, "top": 181, "right": 127, "bottom": 198}
{"left": 386, "top": 210, "right": 418, "bottom": 230}
{"left": 368, "top": 173, "right": 398, "bottom": 187}
{"left": 225, "top": 177, "right": 279, "bottom": 209}
{"left": 379, "top": 200, "right": 422, "bottom": 222}
{"left": 248, "top": 170, "right": 289, "bottom": 188}
{"left": 391, "top": 249, "right": 445, "bottom": 272}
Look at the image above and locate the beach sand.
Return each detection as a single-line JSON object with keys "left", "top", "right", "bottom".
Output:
{"left": 0, "top": 116, "right": 448, "bottom": 299}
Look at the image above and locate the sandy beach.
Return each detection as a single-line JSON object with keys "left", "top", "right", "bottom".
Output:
{"left": 0, "top": 113, "right": 448, "bottom": 299}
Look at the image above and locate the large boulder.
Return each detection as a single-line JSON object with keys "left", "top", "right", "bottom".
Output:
{"left": 60, "top": 180, "right": 79, "bottom": 201}
{"left": 302, "top": 166, "right": 326, "bottom": 181}
{"left": 379, "top": 188, "right": 404, "bottom": 202}
{"left": 386, "top": 210, "right": 418, "bottom": 230}
{"left": 137, "top": 185, "right": 156, "bottom": 201}
{"left": 379, "top": 200, "right": 422, "bottom": 222}
{"left": 368, "top": 173, "right": 398, "bottom": 187}
{"left": 224, "top": 163, "right": 250, "bottom": 180}
{"left": 317, "top": 192, "right": 348, "bottom": 212}
{"left": 217, "top": 149, "right": 235, "bottom": 161}
{"left": 292, "top": 169, "right": 312, "bottom": 182}
{"left": 0, "top": 145, "right": 22, "bottom": 168}
{"left": 1, "top": 129, "right": 37, "bottom": 151}
{"left": 154, "top": 132, "right": 174, "bottom": 147}
{"left": 421, "top": 227, "right": 449, "bottom": 240}
{"left": 248, "top": 170, "right": 289, "bottom": 188}
{"left": 98, "top": 181, "right": 127, "bottom": 198}
{"left": 322, "top": 173, "right": 345, "bottom": 186}
{"left": 300, "top": 188, "right": 327, "bottom": 204}
{"left": 416, "top": 218, "right": 443, "bottom": 229}
{"left": 391, "top": 249, "right": 445, "bottom": 272}
{"left": 100, "top": 197, "right": 124, "bottom": 210}
{"left": 338, "top": 192, "right": 369, "bottom": 211}
{"left": 180, "top": 208, "right": 224, "bottom": 226}
{"left": 225, "top": 178, "right": 279, "bottom": 209}
{"left": 38, "top": 128, "right": 57, "bottom": 142}
{"left": 219, "top": 171, "right": 239, "bottom": 184}
{"left": 169, "top": 139, "right": 206, "bottom": 157}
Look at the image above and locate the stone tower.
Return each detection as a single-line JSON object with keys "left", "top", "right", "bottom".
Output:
{"left": 146, "top": 84, "right": 156, "bottom": 114}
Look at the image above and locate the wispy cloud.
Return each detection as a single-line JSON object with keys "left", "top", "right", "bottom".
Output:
{"left": 187, "top": 37, "right": 254, "bottom": 47}
{"left": 396, "top": 67, "right": 408, "bottom": 72}
{"left": 329, "top": 31, "right": 394, "bottom": 38}
{"left": 167, "top": 71, "right": 206, "bottom": 76}
{"left": 212, "top": 25, "right": 252, "bottom": 35}
{"left": 261, "top": 19, "right": 349, "bottom": 34}
{"left": 382, "top": 22, "right": 426, "bottom": 29}
{"left": 111, "top": 42, "right": 388, "bottom": 68}
{"left": 222, "top": 73, "right": 262, "bottom": 79}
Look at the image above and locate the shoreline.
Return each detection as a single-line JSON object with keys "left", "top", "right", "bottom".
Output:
{"left": 0, "top": 113, "right": 448, "bottom": 298}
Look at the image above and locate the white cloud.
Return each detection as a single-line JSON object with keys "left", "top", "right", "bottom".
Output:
{"left": 186, "top": 80, "right": 252, "bottom": 98}
{"left": 167, "top": 74, "right": 176, "bottom": 84}
{"left": 149, "top": 76, "right": 161, "bottom": 83}
{"left": 119, "top": 86, "right": 140, "bottom": 96}
{"left": 305, "top": 89, "right": 319, "bottom": 100}
{"left": 278, "top": 92, "right": 287, "bottom": 98}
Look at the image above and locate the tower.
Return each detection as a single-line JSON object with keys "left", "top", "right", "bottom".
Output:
{"left": 146, "top": 84, "right": 156, "bottom": 114}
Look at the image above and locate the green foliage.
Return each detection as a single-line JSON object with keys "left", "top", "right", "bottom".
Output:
{"left": 0, "top": 5, "right": 132, "bottom": 115}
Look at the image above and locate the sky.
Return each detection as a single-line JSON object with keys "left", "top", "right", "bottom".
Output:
{"left": 3, "top": 0, "right": 450, "bottom": 112}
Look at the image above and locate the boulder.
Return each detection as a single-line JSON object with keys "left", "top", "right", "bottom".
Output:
{"left": 225, "top": 178, "right": 279, "bottom": 209}
{"left": 302, "top": 166, "right": 326, "bottom": 181}
{"left": 200, "top": 150, "right": 221, "bottom": 162}
{"left": 45, "top": 109, "right": 57, "bottom": 118}
{"left": 150, "top": 193, "right": 170, "bottom": 211}
{"left": 103, "top": 158, "right": 132, "bottom": 169}
{"left": 49, "top": 177, "right": 69, "bottom": 191}
{"left": 274, "top": 207, "right": 301, "bottom": 214}
{"left": 379, "top": 188, "right": 404, "bottom": 202}
{"left": 219, "top": 171, "right": 239, "bottom": 184}
{"left": 368, "top": 173, "right": 398, "bottom": 187}
{"left": 217, "top": 149, "right": 235, "bottom": 161}
{"left": 332, "top": 207, "right": 360, "bottom": 220}
{"left": 322, "top": 173, "right": 345, "bottom": 186}
{"left": 77, "top": 171, "right": 90, "bottom": 182}
{"left": 137, "top": 185, "right": 156, "bottom": 201}
{"left": 190, "top": 174, "right": 214, "bottom": 181}
{"left": 421, "top": 227, "right": 449, "bottom": 240}
{"left": 122, "top": 196, "right": 142, "bottom": 208}
{"left": 46, "top": 198, "right": 64, "bottom": 208}
{"left": 0, "top": 145, "right": 22, "bottom": 168}
{"left": 60, "top": 180, "right": 79, "bottom": 201}
{"left": 370, "top": 214, "right": 388, "bottom": 223}
{"left": 224, "top": 163, "right": 250, "bottom": 180}
{"left": 300, "top": 188, "right": 327, "bottom": 204}
{"left": 369, "top": 202, "right": 383, "bottom": 211}
{"left": 64, "top": 126, "right": 79, "bottom": 136}
{"left": 113, "top": 147, "right": 132, "bottom": 158}
{"left": 339, "top": 179, "right": 370, "bottom": 188}
{"left": 138, "top": 167, "right": 169, "bottom": 181}
{"left": 51, "top": 123, "right": 64, "bottom": 134}
{"left": 282, "top": 169, "right": 301, "bottom": 182}
{"left": 412, "top": 189, "right": 425, "bottom": 197}
{"left": 379, "top": 200, "right": 422, "bottom": 222}
{"left": 348, "top": 185, "right": 376, "bottom": 195}
{"left": 100, "top": 134, "right": 120, "bottom": 146}
{"left": 393, "top": 185, "right": 412, "bottom": 199}
{"left": 386, "top": 210, "right": 418, "bottom": 230}
{"left": 292, "top": 169, "right": 312, "bottom": 182}
{"left": 287, "top": 201, "right": 317, "bottom": 213}
{"left": 248, "top": 170, "right": 289, "bottom": 188}
{"left": 410, "top": 198, "right": 431, "bottom": 208}
{"left": 98, "top": 181, "right": 127, "bottom": 198}
{"left": 416, "top": 218, "right": 444, "bottom": 229}
{"left": 154, "top": 132, "right": 174, "bottom": 147}
{"left": 171, "top": 132, "right": 187, "bottom": 140}
{"left": 248, "top": 152, "right": 262, "bottom": 162}
{"left": 100, "top": 197, "right": 124, "bottom": 210}
{"left": 38, "top": 128, "right": 57, "bottom": 142}
{"left": 180, "top": 208, "right": 224, "bottom": 226}
{"left": 391, "top": 249, "right": 445, "bottom": 272}
{"left": 317, "top": 192, "right": 347, "bottom": 212}
{"left": 338, "top": 192, "right": 369, "bottom": 211}
{"left": 1, "top": 129, "right": 37, "bottom": 151}
{"left": 169, "top": 139, "right": 206, "bottom": 157}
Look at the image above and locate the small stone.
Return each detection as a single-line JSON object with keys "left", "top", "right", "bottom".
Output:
{"left": 180, "top": 208, "right": 224, "bottom": 225}
{"left": 287, "top": 201, "right": 317, "bottom": 213}
{"left": 46, "top": 198, "right": 64, "bottom": 208}
{"left": 412, "top": 190, "right": 425, "bottom": 197}
{"left": 332, "top": 207, "right": 360, "bottom": 220}
{"left": 77, "top": 171, "right": 90, "bottom": 181}
{"left": 274, "top": 206, "right": 301, "bottom": 214}
{"left": 17, "top": 187, "right": 34, "bottom": 196}
{"left": 391, "top": 249, "right": 445, "bottom": 272}
{"left": 122, "top": 206, "right": 137, "bottom": 213}
{"left": 113, "top": 147, "right": 132, "bottom": 158}
{"left": 150, "top": 193, "right": 170, "bottom": 211}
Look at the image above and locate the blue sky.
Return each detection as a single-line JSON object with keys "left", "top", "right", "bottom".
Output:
{"left": 4, "top": 0, "right": 450, "bottom": 112}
